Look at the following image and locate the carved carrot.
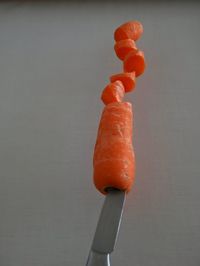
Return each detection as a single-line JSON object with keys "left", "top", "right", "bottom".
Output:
{"left": 114, "top": 21, "right": 143, "bottom": 41}
{"left": 93, "top": 102, "right": 135, "bottom": 194}
{"left": 124, "top": 50, "right": 146, "bottom": 77}
{"left": 101, "top": 81, "right": 125, "bottom": 105}
{"left": 114, "top": 39, "right": 137, "bottom": 60}
{"left": 92, "top": 21, "right": 145, "bottom": 195}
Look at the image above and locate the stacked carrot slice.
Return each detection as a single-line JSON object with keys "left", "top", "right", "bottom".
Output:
{"left": 93, "top": 21, "right": 146, "bottom": 194}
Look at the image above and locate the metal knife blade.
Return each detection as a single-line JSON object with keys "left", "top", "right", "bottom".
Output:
{"left": 91, "top": 189, "right": 126, "bottom": 254}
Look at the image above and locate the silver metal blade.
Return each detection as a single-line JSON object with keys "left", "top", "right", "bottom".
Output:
{"left": 86, "top": 251, "right": 110, "bottom": 266}
{"left": 91, "top": 189, "right": 126, "bottom": 254}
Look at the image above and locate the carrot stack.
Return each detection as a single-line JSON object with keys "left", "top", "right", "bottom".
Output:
{"left": 93, "top": 21, "right": 146, "bottom": 194}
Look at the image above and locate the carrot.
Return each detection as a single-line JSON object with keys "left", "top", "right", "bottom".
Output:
{"left": 123, "top": 50, "right": 146, "bottom": 77}
{"left": 101, "top": 81, "right": 125, "bottom": 105}
{"left": 114, "top": 39, "right": 137, "bottom": 60}
{"left": 110, "top": 72, "right": 136, "bottom": 92}
{"left": 93, "top": 102, "right": 135, "bottom": 194}
{"left": 114, "top": 21, "right": 143, "bottom": 42}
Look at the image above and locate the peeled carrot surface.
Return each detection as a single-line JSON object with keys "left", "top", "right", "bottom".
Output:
{"left": 114, "top": 21, "right": 143, "bottom": 42}
{"left": 93, "top": 102, "right": 135, "bottom": 194}
{"left": 101, "top": 81, "right": 125, "bottom": 105}
{"left": 110, "top": 72, "right": 136, "bottom": 92}
{"left": 92, "top": 20, "right": 145, "bottom": 194}
{"left": 123, "top": 50, "right": 146, "bottom": 77}
{"left": 114, "top": 39, "right": 137, "bottom": 60}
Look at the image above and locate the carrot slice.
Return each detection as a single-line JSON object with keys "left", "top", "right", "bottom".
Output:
{"left": 93, "top": 102, "right": 135, "bottom": 194}
{"left": 101, "top": 81, "right": 125, "bottom": 105}
{"left": 114, "top": 21, "right": 143, "bottom": 42}
{"left": 123, "top": 50, "right": 146, "bottom": 77}
{"left": 114, "top": 39, "right": 137, "bottom": 60}
{"left": 110, "top": 72, "right": 136, "bottom": 92}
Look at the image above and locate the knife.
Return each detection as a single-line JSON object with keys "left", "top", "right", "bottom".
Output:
{"left": 86, "top": 188, "right": 125, "bottom": 266}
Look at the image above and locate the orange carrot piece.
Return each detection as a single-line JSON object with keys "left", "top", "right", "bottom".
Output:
{"left": 114, "top": 21, "right": 143, "bottom": 42}
{"left": 110, "top": 72, "right": 136, "bottom": 92}
{"left": 114, "top": 39, "right": 137, "bottom": 60}
{"left": 123, "top": 50, "right": 146, "bottom": 77}
{"left": 93, "top": 102, "right": 135, "bottom": 194}
{"left": 101, "top": 81, "right": 125, "bottom": 105}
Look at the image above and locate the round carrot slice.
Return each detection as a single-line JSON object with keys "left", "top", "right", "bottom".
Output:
{"left": 93, "top": 102, "right": 135, "bottom": 194}
{"left": 114, "top": 21, "right": 143, "bottom": 42}
{"left": 101, "top": 81, "right": 125, "bottom": 105}
{"left": 110, "top": 72, "right": 136, "bottom": 92}
{"left": 123, "top": 50, "right": 146, "bottom": 77}
{"left": 114, "top": 39, "right": 137, "bottom": 60}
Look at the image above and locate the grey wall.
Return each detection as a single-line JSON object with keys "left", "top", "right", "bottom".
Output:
{"left": 0, "top": 1, "right": 200, "bottom": 265}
